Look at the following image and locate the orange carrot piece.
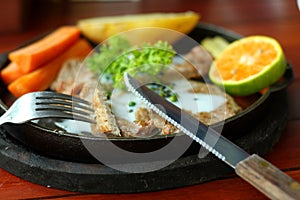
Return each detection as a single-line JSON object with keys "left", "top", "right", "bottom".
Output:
{"left": 1, "top": 62, "right": 26, "bottom": 84}
{"left": 8, "top": 26, "right": 81, "bottom": 73}
{"left": 8, "top": 39, "right": 92, "bottom": 98}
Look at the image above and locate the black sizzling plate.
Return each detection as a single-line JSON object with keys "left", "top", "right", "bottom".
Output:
{"left": 0, "top": 23, "right": 294, "bottom": 163}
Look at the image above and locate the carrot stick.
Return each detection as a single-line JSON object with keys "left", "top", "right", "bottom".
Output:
{"left": 0, "top": 62, "right": 26, "bottom": 84}
{"left": 8, "top": 26, "right": 80, "bottom": 73}
{"left": 8, "top": 39, "right": 92, "bottom": 98}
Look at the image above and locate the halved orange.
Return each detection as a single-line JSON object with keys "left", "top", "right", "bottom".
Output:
{"left": 209, "top": 35, "right": 286, "bottom": 96}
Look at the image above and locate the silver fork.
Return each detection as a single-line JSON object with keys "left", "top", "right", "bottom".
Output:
{"left": 0, "top": 91, "right": 96, "bottom": 125}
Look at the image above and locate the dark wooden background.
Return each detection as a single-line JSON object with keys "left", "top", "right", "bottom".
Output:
{"left": 0, "top": 0, "right": 300, "bottom": 199}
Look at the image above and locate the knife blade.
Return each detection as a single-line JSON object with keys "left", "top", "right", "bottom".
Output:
{"left": 124, "top": 73, "right": 300, "bottom": 200}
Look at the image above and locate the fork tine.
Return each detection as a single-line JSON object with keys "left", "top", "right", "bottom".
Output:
{"left": 35, "top": 105, "right": 94, "bottom": 117}
{"left": 34, "top": 91, "right": 96, "bottom": 123}
{"left": 36, "top": 91, "right": 91, "bottom": 105}
{"left": 0, "top": 91, "right": 97, "bottom": 126}
{"left": 35, "top": 91, "right": 94, "bottom": 112}
{"left": 35, "top": 99, "right": 94, "bottom": 112}
{"left": 35, "top": 110, "right": 96, "bottom": 124}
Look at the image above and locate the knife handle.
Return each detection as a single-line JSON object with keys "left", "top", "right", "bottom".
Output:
{"left": 235, "top": 154, "right": 300, "bottom": 200}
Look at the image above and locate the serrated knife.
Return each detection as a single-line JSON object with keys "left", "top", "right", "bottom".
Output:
{"left": 124, "top": 73, "right": 300, "bottom": 200}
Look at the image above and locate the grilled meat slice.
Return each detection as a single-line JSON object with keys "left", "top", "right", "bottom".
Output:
{"left": 51, "top": 59, "right": 121, "bottom": 136}
{"left": 174, "top": 45, "right": 213, "bottom": 79}
{"left": 134, "top": 107, "right": 178, "bottom": 135}
{"left": 50, "top": 59, "right": 96, "bottom": 96}
{"left": 186, "top": 80, "right": 242, "bottom": 125}
{"left": 92, "top": 86, "right": 121, "bottom": 136}
{"left": 50, "top": 59, "right": 81, "bottom": 94}
{"left": 117, "top": 116, "right": 159, "bottom": 138}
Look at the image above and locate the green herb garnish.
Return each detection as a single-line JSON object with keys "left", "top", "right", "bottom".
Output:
{"left": 128, "top": 101, "right": 136, "bottom": 107}
{"left": 169, "top": 94, "right": 178, "bottom": 102}
{"left": 87, "top": 36, "right": 176, "bottom": 88}
{"left": 147, "top": 83, "right": 178, "bottom": 102}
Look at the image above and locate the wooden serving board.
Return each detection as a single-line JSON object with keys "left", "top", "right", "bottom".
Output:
{"left": 0, "top": 90, "right": 288, "bottom": 193}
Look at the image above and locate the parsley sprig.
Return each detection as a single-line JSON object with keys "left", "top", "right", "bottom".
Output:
{"left": 87, "top": 36, "right": 176, "bottom": 88}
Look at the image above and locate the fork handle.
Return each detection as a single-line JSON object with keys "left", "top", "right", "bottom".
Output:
{"left": 236, "top": 154, "right": 300, "bottom": 200}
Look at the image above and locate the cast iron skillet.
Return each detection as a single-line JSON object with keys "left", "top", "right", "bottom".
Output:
{"left": 0, "top": 23, "right": 294, "bottom": 163}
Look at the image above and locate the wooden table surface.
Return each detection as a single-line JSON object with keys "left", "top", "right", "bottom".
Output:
{"left": 0, "top": 0, "right": 300, "bottom": 199}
